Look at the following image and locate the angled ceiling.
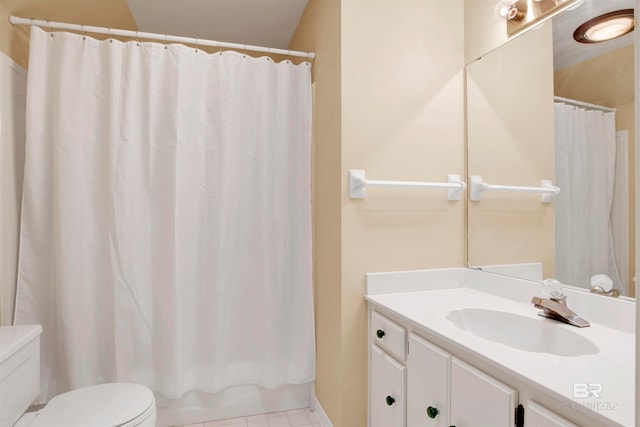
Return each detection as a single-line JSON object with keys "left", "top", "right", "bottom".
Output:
{"left": 126, "top": 0, "right": 308, "bottom": 49}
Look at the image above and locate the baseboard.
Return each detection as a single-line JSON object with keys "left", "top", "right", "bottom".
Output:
{"left": 311, "top": 393, "right": 334, "bottom": 427}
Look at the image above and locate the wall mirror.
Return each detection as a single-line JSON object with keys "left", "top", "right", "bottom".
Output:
{"left": 466, "top": 0, "right": 636, "bottom": 300}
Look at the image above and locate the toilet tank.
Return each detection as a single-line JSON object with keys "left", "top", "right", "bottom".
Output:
{"left": 0, "top": 325, "right": 42, "bottom": 427}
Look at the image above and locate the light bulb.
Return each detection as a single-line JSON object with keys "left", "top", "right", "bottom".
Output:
{"left": 495, "top": 1, "right": 525, "bottom": 21}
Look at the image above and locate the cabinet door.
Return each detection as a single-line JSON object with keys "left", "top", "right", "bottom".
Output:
{"left": 526, "top": 401, "right": 579, "bottom": 427}
{"left": 371, "top": 345, "right": 405, "bottom": 427}
{"left": 450, "top": 358, "right": 517, "bottom": 427}
{"left": 407, "top": 333, "right": 450, "bottom": 426}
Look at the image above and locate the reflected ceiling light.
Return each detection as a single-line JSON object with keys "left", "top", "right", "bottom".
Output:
{"left": 573, "top": 9, "right": 635, "bottom": 43}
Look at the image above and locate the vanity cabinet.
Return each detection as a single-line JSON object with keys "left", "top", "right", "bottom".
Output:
{"left": 370, "top": 345, "right": 405, "bottom": 427}
{"left": 450, "top": 358, "right": 518, "bottom": 426}
{"left": 526, "top": 401, "right": 579, "bottom": 427}
{"left": 406, "top": 333, "right": 450, "bottom": 426}
{"left": 370, "top": 310, "right": 568, "bottom": 427}
{"left": 370, "top": 311, "right": 407, "bottom": 427}
{"left": 366, "top": 269, "right": 633, "bottom": 427}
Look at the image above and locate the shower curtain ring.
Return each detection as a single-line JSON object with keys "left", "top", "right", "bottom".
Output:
{"left": 218, "top": 41, "right": 223, "bottom": 54}
{"left": 82, "top": 24, "right": 86, "bottom": 40}
{"left": 243, "top": 45, "right": 247, "bottom": 58}
{"left": 48, "top": 20, "right": 53, "bottom": 37}
{"left": 195, "top": 37, "right": 199, "bottom": 53}
{"left": 164, "top": 34, "right": 168, "bottom": 50}
{"left": 109, "top": 27, "right": 113, "bottom": 43}
{"left": 136, "top": 30, "right": 140, "bottom": 46}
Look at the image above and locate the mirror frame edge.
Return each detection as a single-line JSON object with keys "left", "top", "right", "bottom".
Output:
{"left": 635, "top": 1, "right": 639, "bottom": 424}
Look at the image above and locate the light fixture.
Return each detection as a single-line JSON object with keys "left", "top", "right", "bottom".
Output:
{"left": 573, "top": 9, "right": 635, "bottom": 43}
{"left": 495, "top": 1, "right": 525, "bottom": 21}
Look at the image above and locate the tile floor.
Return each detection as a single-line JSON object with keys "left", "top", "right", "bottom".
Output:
{"left": 178, "top": 408, "right": 320, "bottom": 427}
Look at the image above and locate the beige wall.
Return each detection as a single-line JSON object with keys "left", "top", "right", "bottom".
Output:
{"left": 289, "top": 0, "right": 343, "bottom": 423}
{"left": 0, "top": 2, "right": 29, "bottom": 68}
{"left": 341, "top": 1, "right": 465, "bottom": 425}
{"left": 464, "top": 0, "right": 509, "bottom": 64}
{"left": 554, "top": 45, "right": 634, "bottom": 107}
{"left": 0, "top": 0, "right": 137, "bottom": 68}
{"left": 467, "top": 21, "right": 555, "bottom": 277}
{"left": 1, "top": 0, "right": 137, "bottom": 30}
{"left": 292, "top": 1, "right": 465, "bottom": 426}
{"left": 555, "top": 44, "right": 636, "bottom": 296}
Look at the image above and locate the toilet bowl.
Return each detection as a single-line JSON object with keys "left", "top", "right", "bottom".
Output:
{"left": 0, "top": 325, "right": 156, "bottom": 427}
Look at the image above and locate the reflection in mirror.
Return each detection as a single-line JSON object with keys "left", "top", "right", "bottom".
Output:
{"left": 504, "top": 0, "right": 579, "bottom": 36}
{"left": 466, "top": 21, "right": 555, "bottom": 279}
{"left": 553, "top": 0, "right": 635, "bottom": 297}
{"left": 466, "top": 0, "right": 636, "bottom": 299}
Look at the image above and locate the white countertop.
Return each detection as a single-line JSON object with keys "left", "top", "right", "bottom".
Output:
{"left": 365, "top": 268, "right": 634, "bottom": 427}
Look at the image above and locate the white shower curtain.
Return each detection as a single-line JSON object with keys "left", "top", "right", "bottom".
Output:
{"left": 554, "top": 103, "right": 622, "bottom": 293}
{"left": 15, "top": 27, "right": 314, "bottom": 401}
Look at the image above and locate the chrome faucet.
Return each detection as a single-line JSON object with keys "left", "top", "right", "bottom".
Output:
{"left": 590, "top": 287, "right": 619, "bottom": 297}
{"left": 531, "top": 279, "right": 590, "bottom": 328}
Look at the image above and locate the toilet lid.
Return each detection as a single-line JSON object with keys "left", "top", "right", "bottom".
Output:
{"left": 32, "top": 383, "right": 154, "bottom": 427}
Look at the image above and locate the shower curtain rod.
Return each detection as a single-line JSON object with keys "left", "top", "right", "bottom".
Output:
{"left": 9, "top": 16, "right": 315, "bottom": 60}
{"left": 554, "top": 96, "right": 616, "bottom": 113}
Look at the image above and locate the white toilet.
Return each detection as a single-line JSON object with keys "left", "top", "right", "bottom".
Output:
{"left": 0, "top": 325, "right": 156, "bottom": 427}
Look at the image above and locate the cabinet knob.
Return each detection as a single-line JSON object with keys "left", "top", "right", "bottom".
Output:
{"left": 385, "top": 395, "right": 395, "bottom": 406}
{"left": 426, "top": 406, "right": 439, "bottom": 418}
{"left": 376, "top": 329, "right": 385, "bottom": 339}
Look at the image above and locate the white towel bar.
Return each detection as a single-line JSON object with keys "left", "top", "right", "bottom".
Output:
{"left": 469, "top": 175, "right": 560, "bottom": 203}
{"left": 349, "top": 169, "right": 466, "bottom": 200}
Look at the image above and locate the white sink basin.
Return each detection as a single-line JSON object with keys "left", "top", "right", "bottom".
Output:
{"left": 447, "top": 308, "right": 599, "bottom": 357}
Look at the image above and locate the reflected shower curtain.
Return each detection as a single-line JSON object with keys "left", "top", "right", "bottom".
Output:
{"left": 15, "top": 27, "right": 314, "bottom": 401}
{"left": 554, "top": 103, "right": 622, "bottom": 293}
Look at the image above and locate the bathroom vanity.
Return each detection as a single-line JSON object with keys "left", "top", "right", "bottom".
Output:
{"left": 365, "top": 268, "right": 634, "bottom": 427}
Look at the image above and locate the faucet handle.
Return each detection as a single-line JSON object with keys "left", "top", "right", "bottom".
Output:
{"left": 590, "top": 274, "right": 619, "bottom": 297}
{"left": 542, "top": 278, "right": 565, "bottom": 299}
